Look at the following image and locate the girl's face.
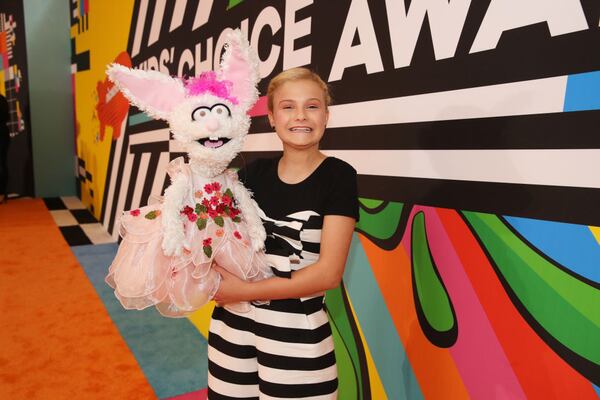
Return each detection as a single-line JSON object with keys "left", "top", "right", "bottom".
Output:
{"left": 268, "top": 79, "right": 329, "bottom": 151}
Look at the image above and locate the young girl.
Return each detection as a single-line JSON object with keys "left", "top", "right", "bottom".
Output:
{"left": 207, "top": 68, "right": 359, "bottom": 399}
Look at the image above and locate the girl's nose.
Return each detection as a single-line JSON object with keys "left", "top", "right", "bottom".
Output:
{"left": 205, "top": 118, "right": 220, "bottom": 132}
{"left": 295, "top": 110, "right": 306, "bottom": 120}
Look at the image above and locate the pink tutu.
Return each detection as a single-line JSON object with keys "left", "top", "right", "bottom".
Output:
{"left": 106, "top": 159, "right": 271, "bottom": 317}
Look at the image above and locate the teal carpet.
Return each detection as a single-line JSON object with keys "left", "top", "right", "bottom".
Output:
{"left": 71, "top": 243, "right": 209, "bottom": 399}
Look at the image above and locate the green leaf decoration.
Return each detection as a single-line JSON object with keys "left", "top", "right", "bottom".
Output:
{"left": 224, "top": 188, "right": 234, "bottom": 198}
{"left": 203, "top": 245, "right": 212, "bottom": 258}
{"left": 214, "top": 216, "right": 224, "bottom": 227}
{"left": 233, "top": 216, "right": 241, "bottom": 223}
{"left": 195, "top": 203, "right": 207, "bottom": 214}
{"left": 145, "top": 211, "right": 157, "bottom": 220}
{"left": 196, "top": 218, "right": 207, "bottom": 230}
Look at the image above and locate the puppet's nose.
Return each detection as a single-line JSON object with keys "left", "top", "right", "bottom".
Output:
{"left": 205, "top": 118, "right": 220, "bottom": 132}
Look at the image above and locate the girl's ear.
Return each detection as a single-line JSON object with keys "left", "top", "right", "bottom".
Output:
{"left": 106, "top": 64, "right": 186, "bottom": 120}
{"left": 218, "top": 29, "right": 260, "bottom": 113}
{"left": 267, "top": 111, "right": 275, "bottom": 130}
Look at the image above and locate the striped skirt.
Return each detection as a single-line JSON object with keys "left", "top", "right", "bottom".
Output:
{"left": 207, "top": 296, "right": 338, "bottom": 399}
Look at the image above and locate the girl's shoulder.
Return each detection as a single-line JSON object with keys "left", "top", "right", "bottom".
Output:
{"left": 316, "top": 157, "right": 357, "bottom": 180}
{"left": 323, "top": 156, "right": 356, "bottom": 172}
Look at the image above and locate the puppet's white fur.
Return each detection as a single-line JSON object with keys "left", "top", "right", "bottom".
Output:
{"left": 107, "top": 29, "right": 265, "bottom": 257}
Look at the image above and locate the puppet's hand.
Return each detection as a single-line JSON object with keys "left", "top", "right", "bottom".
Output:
{"left": 248, "top": 222, "right": 266, "bottom": 253}
{"left": 161, "top": 225, "right": 187, "bottom": 257}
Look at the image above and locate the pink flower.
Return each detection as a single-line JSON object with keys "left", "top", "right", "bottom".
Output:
{"left": 204, "top": 183, "right": 214, "bottom": 194}
{"left": 130, "top": 209, "right": 140, "bottom": 216}
{"left": 212, "top": 182, "right": 222, "bottom": 192}
{"left": 210, "top": 196, "right": 219, "bottom": 206}
{"left": 222, "top": 195, "right": 232, "bottom": 206}
{"left": 201, "top": 198, "right": 211, "bottom": 208}
{"left": 215, "top": 228, "right": 224, "bottom": 237}
{"left": 203, "top": 238, "right": 212, "bottom": 247}
{"left": 234, "top": 231, "right": 242, "bottom": 240}
{"left": 184, "top": 71, "right": 239, "bottom": 105}
{"left": 208, "top": 209, "right": 218, "bottom": 218}
{"left": 216, "top": 204, "right": 226, "bottom": 215}
{"left": 187, "top": 213, "right": 198, "bottom": 222}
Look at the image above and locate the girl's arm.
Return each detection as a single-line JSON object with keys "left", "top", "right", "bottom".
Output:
{"left": 213, "top": 214, "right": 356, "bottom": 303}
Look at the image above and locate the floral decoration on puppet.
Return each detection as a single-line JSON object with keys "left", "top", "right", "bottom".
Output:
{"left": 105, "top": 29, "right": 270, "bottom": 317}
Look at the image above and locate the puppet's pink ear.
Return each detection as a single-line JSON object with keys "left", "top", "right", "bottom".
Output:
{"left": 106, "top": 64, "right": 186, "bottom": 120}
{"left": 218, "top": 29, "right": 260, "bottom": 112}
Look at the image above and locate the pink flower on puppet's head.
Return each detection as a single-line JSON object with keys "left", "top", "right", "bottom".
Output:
{"left": 185, "top": 71, "right": 239, "bottom": 105}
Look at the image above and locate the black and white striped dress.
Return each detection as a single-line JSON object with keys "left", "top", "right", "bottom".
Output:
{"left": 207, "top": 157, "right": 359, "bottom": 400}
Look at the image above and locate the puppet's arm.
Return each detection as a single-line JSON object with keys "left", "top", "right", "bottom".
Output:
{"left": 227, "top": 170, "right": 266, "bottom": 252}
{"left": 161, "top": 172, "right": 189, "bottom": 256}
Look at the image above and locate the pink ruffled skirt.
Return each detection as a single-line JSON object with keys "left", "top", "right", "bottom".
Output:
{"left": 106, "top": 204, "right": 270, "bottom": 317}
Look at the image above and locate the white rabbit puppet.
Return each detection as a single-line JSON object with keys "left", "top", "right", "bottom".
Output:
{"left": 105, "top": 29, "right": 270, "bottom": 317}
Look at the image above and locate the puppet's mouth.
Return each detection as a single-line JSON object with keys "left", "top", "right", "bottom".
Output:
{"left": 197, "top": 137, "right": 231, "bottom": 149}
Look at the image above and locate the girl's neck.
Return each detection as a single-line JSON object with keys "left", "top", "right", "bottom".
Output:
{"left": 278, "top": 146, "right": 326, "bottom": 184}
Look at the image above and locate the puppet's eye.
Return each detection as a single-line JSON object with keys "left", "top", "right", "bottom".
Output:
{"left": 192, "top": 106, "right": 210, "bottom": 120}
{"left": 211, "top": 104, "right": 231, "bottom": 117}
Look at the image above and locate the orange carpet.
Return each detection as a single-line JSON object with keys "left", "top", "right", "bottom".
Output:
{"left": 0, "top": 199, "right": 156, "bottom": 399}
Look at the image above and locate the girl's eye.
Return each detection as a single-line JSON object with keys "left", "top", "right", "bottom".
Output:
{"left": 192, "top": 107, "right": 210, "bottom": 120}
{"left": 211, "top": 104, "right": 231, "bottom": 116}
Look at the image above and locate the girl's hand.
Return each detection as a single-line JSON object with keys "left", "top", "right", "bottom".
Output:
{"left": 213, "top": 264, "right": 250, "bottom": 304}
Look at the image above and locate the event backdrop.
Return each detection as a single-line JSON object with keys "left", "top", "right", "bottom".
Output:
{"left": 0, "top": 0, "right": 33, "bottom": 197}
{"left": 72, "top": 1, "right": 600, "bottom": 398}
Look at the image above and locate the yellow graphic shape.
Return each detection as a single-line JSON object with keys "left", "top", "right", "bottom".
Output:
{"left": 188, "top": 301, "right": 216, "bottom": 339}
{"left": 589, "top": 226, "right": 600, "bottom": 245}
{"left": 72, "top": 1, "right": 134, "bottom": 217}
{"left": 346, "top": 294, "right": 389, "bottom": 399}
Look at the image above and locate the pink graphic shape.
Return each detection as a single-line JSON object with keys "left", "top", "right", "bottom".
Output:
{"left": 404, "top": 206, "right": 527, "bottom": 399}
{"left": 163, "top": 387, "right": 207, "bottom": 400}
{"left": 248, "top": 96, "right": 268, "bottom": 117}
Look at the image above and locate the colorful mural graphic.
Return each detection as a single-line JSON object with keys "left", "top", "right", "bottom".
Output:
{"left": 95, "top": 51, "right": 131, "bottom": 141}
{"left": 71, "top": 0, "right": 134, "bottom": 214}
{"left": 342, "top": 201, "right": 600, "bottom": 398}
{"left": 0, "top": 2, "right": 33, "bottom": 197}
{"left": 0, "top": 12, "right": 25, "bottom": 136}
{"left": 71, "top": 1, "right": 600, "bottom": 398}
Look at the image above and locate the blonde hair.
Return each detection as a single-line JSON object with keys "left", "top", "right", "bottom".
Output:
{"left": 267, "top": 67, "right": 331, "bottom": 111}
